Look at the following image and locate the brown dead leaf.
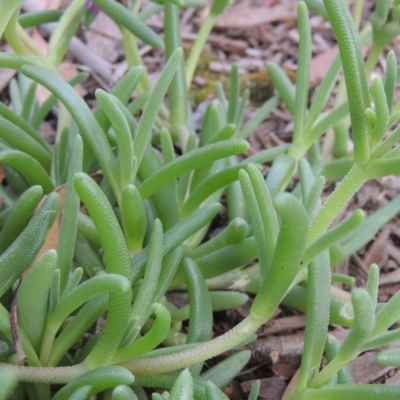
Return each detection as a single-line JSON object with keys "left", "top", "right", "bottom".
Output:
{"left": 309, "top": 46, "right": 338, "bottom": 87}
{"left": 84, "top": 13, "right": 123, "bottom": 63}
{"left": 59, "top": 62, "right": 87, "bottom": 97}
{"left": 310, "top": 45, "right": 370, "bottom": 89}
{"left": 215, "top": 1, "right": 296, "bottom": 29}
{"left": 20, "top": 174, "right": 100, "bottom": 277}
{"left": 28, "top": 184, "right": 66, "bottom": 269}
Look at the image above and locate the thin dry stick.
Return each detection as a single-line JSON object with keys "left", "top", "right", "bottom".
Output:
{"left": 11, "top": 281, "right": 28, "bottom": 364}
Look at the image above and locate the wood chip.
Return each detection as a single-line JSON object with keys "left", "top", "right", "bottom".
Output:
{"left": 250, "top": 332, "right": 305, "bottom": 363}
{"left": 193, "top": 75, "right": 207, "bottom": 87}
{"left": 260, "top": 315, "right": 307, "bottom": 336}
{"left": 215, "top": 1, "right": 297, "bottom": 29}
{"left": 237, "top": 58, "right": 265, "bottom": 72}
{"left": 207, "top": 34, "right": 248, "bottom": 53}
{"left": 208, "top": 61, "right": 232, "bottom": 74}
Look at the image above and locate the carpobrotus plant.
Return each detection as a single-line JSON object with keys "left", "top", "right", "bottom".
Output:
{"left": 1, "top": 0, "right": 400, "bottom": 399}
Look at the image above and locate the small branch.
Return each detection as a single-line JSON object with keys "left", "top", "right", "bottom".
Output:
{"left": 11, "top": 281, "right": 27, "bottom": 364}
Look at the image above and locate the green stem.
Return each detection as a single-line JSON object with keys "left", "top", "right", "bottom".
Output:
{"left": 324, "top": 0, "right": 370, "bottom": 165}
{"left": 120, "top": 26, "right": 170, "bottom": 123}
{"left": 119, "top": 314, "right": 262, "bottom": 375}
{"left": 16, "top": 24, "right": 45, "bottom": 56}
{"left": 292, "top": 2, "right": 311, "bottom": 145}
{"left": 185, "top": 14, "right": 217, "bottom": 88}
{"left": 0, "top": 316, "right": 261, "bottom": 383}
{"left": 4, "top": 8, "right": 42, "bottom": 56}
{"left": 164, "top": 3, "right": 188, "bottom": 146}
{"left": 47, "top": 0, "right": 86, "bottom": 65}
{"left": 353, "top": 0, "right": 364, "bottom": 30}
{"left": 308, "top": 354, "right": 346, "bottom": 388}
{"left": 0, "top": 363, "right": 86, "bottom": 384}
{"left": 365, "top": 40, "right": 384, "bottom": 76}
{"left": 130, "top": 0, "right": 142, "bottom": 13}
{"left": 307, "top": 164, "right": 367, "bottom": 244}
{"left": 121, "top": 28, "right": 152, "bottom": 94}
